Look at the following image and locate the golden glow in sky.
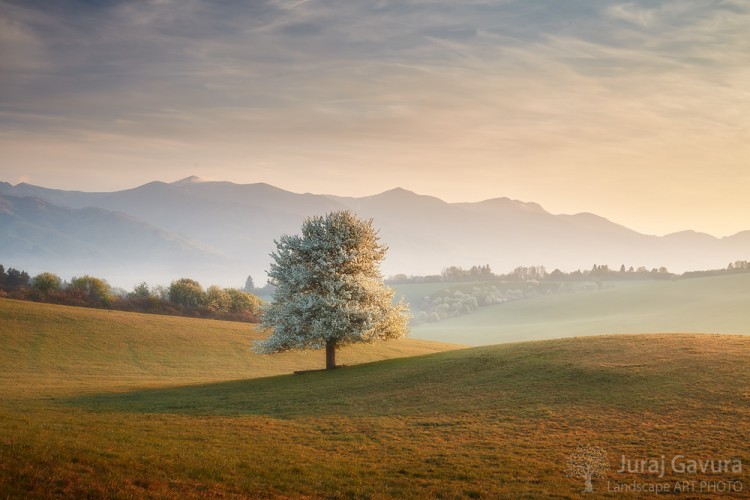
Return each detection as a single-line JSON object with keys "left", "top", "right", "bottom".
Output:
{"left": 1, "top": 0, "right": 748, "bottom": 236}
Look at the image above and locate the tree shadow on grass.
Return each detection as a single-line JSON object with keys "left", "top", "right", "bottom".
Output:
{"left": 67, "top": 347, "right": 668, "bottom": 419}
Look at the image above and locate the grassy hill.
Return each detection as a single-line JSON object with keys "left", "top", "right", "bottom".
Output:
{"left": 1, "top": 298, "right": 748, "bottom": 498}
{"left": 0, "top": 300, "right": 750, "bottom": 498}
{"left": 409, "top": 273, "right": 750, "bottom": 345}
{"left": 0, "top": 298, "right": 461, "bottom": 396}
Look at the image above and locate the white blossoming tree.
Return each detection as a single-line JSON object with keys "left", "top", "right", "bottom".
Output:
{"left": 253, "top": 211, "right": 410, "bottom": 370}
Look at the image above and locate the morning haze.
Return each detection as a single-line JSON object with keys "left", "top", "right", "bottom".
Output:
{"left": 2, "top": 177, "right": 749, "bottom": 288}
{"left": 1, "top": 1, "right": 749, "bottom": 498}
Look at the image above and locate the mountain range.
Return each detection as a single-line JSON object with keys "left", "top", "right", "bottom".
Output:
{"left": 1, "top": 176, "right": 748, "bottom": 288}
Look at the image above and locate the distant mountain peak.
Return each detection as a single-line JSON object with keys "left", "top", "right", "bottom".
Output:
{"left": 454, "top": 197, "right": 549, "bottom": 216}
{"left": 368, "top": 187, "right": 449, "bottom": 207}
{"left": 171, "top": 175, "right": 204, "bottom": 185}
{"left": 378, "top": 187, "right": 417, "bottom": 197}
{"left": 664, "top": 230, "right": 717, "bottom": 241}
{"left": 479, "top": 197, "right": 548, "bottom": 214}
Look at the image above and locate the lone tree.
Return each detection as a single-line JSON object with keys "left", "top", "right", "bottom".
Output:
{"left": 565, "top": 445, "right": 609, "bottom": 493}
{"left": 254, "top": 211, "right": 409, "bottom": 369}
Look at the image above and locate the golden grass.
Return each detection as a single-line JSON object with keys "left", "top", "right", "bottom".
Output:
{"left": 0, "top": 298, "right": 461, "bottom": 397}
{"left": 1, "top": 298, "right": 749, "bottom": 498}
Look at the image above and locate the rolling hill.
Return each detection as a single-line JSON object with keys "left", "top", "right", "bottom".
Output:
{"left": 0, "top": 298, "right": 461, "bottom": 396}
{"left": 2, "top": 177, "right": 748, "bottom": 288}
{"left": 0, "top": 299, "right": 747, "bottom": 497}
{"left": 408, "top": 273, "right": 750, "bottom": 345}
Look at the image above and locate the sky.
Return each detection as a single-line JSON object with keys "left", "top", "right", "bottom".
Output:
{"left": 1, "top": 0, "right": 748, "bottom": 237}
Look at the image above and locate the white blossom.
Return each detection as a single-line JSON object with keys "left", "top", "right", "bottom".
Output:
{"left": 254, "top": 211, "right": 410, "bottom": 359}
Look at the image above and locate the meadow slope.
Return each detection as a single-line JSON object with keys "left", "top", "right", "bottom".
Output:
{"left": 0, "top": 298, "right": 461, "bottom": 396}
{"left": 1, "top": 299, "right": 748, "bottom": 498}
{"left": 409, "top": 273, "right": 750, "bottom": 345}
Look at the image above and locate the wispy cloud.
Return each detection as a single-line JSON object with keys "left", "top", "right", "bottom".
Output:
{"left": 606, "top": 3, "right": 657, "bottom": 27}
{"left": 1, "top": 0, "right": 748, "bottom": 235}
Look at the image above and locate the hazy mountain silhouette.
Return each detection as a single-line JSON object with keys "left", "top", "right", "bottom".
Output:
{"left": 0, "top": 192, "right": 226, "bottom": 286}
{"left": 1, "top": 178, "right": 747, "bottom": 288}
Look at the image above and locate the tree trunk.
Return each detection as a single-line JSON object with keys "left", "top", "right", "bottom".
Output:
{"left": 326, "top": 340, "right": 336, "bottom": 370}
{"left": 583, "top": 474, "right": 593, "bottom": 493}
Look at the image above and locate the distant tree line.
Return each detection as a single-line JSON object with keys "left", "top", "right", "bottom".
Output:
{"left": 681, "top": 260, "right": 750, "bottom": 279}
{"left": 0, "top": 264, "right": 262, "bottom": 323}
{"left": 387, "top": 260, "right": 750, "bottom": 285}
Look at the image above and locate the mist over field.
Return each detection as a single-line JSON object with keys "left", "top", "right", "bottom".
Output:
{"left": 403, "top": 273, "right": 750, "bottom": 346}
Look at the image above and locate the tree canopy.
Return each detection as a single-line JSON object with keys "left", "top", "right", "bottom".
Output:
{"left": 31, "top": 272, "right": 62, "bottom": 296}
{"left": 168, "top": 278, "right": 205, "bottom": 309}
{"left": 254, "top": 211, "right": 409, "bottom": 369}
{"left": 69, "top": 275, "right": 111, "bottom": 306}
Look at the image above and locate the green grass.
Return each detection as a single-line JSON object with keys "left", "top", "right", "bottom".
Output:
{"left": 0, "top": 298, "right": 461, "bottom": 395}
{"left": 1, "top": 298, "right": 749, "bottom": 498}
{"left": 410, "top": 273, "right": 750, "bottom": 345}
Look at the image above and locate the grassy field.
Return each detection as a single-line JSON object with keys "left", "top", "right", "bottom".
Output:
{"left": 409, "top": 273, "right": 750, "bottom": 345}
{"left": 0, "top": 298, "right": 461, "bottom": 397}
{"left": 1, "top": 298, "right": 749, "bottom": 498}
